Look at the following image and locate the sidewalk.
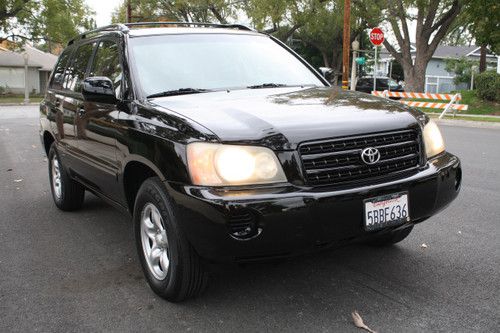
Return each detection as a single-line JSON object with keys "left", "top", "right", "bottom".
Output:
{"left": 435, "top": 117, "right": 500, "bottom": 129}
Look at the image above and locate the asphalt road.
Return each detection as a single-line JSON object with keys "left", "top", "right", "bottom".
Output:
{"left": 1, "top": 105, "right": 499, "bottom": 332}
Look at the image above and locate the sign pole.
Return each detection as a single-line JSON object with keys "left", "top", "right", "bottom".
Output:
{"left": 369, "top": 27, "right": 384, "bottom": 93}
{"left": 373, "top": 46, "right": 377, "bottom": 92}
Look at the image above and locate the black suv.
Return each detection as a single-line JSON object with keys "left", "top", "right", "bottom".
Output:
{"left": 40, "top": 22, "right": 461, "bottom": 302}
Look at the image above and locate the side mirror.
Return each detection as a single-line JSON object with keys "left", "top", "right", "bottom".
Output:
{"left": 318, "top": 67, "right": 334, "bottom": 82}
{"left": 82, "top": 77, "right": 117, "bottom": 104}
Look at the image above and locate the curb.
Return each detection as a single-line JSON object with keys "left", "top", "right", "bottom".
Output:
{"left": 0, "top": 103, "right": 40, "bottom": 106}
{"left": 435, "top": 118, "right": 500, "bottom": 129}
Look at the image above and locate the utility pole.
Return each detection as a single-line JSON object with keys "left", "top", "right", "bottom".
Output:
{"left": 23, "top": 52, "right": 30, "bottom": 104}
{"left": 127, "top": 0, "right": 132, "bottom": 23}
{"left": 341, "top": 0, "right": 351, "bottom": 90}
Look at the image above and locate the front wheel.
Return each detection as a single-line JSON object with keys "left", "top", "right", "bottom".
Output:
{"left": 133, "top": 178, "right": 208, "bottom": 302}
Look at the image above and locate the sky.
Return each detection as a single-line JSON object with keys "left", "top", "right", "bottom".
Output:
{"left": 85, "top": 0, "right": 123, "bottom": 27}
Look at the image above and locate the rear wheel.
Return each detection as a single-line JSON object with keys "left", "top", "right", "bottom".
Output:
{"left": 48, "top": 144, "right": 85, "bottom": 211}
{"left": 133, "top": 177, "right": 207, "bottom": 302}
{"left": 367, "top": 226, "right": 414, "bottom": 246}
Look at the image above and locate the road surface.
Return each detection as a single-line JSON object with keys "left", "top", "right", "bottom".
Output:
{"left": 1, "top": 105, "right": 499, "bottom": 332}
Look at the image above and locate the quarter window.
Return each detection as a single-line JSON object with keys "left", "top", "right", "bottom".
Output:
{"left": 49, "top": 48, "right": 72, "bottom": 90}
{"left": 64, "top": 42, "right": 95, "bottom": 92}
{"left": 90, "top": 40, "right": 123, "bottom": 98}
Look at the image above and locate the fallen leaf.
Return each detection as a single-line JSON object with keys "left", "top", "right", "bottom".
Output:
{"left": 13, "top": 179, "right": 23, "bottom": 183}
{"left": 421, "top": 243, "right": 428, "bottom": 249}
{"left": 31, "top": 145, "right": 37, "bottom": 148}
{"left": 6, "top": 169, "right": 12, "bottom": 172}
{"left": 351, "top": 310, "right": 376, "bottom": 333}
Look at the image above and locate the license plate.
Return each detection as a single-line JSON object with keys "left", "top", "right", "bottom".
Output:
{"left": 364, "top": 192, "right": 410, "bottom": 231}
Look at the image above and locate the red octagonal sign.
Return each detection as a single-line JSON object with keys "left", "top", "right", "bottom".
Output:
{"left": 370, "top": 27, "right": 384, "bottom": 46}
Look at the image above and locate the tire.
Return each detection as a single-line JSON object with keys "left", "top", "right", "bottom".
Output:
{"left": 366, "top": 226, "right": 414, "bottom": 246}
{"left": 133, "top": 177, "right": 208, "bottom": 302}
{"left": 48, "top": 143, "right": 85, "bottom": 211}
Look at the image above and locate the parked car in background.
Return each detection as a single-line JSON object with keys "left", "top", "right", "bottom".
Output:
{"left": 356, "top": 77, "right": 404, "bottom": 95}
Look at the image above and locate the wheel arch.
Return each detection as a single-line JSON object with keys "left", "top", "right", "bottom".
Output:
{"left": 43, "top": 131, "right": 55, "bottom": 156}
{"left": 122, "top": 156, "right": 167, "bottom": 213}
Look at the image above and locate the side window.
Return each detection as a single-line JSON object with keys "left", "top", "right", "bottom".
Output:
{"left": 49, "top": 48, "right": 72, "bottom": 90}
{"left": 64, "top": 42, "right": 95, "bottom": 93}
{"left": 90, "top": 40, "right": 123, "bottom": 98}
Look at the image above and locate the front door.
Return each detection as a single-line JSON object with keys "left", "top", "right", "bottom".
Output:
{"left": 75, "top": 39, "right": 123, "bottom": 201}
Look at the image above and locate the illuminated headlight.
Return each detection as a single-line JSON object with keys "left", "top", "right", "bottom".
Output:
{"left": 423, "top": 120, "right": 445, "bottom": 158}
{"left": 187, "top": 143, "right": 287, "bottom": 186}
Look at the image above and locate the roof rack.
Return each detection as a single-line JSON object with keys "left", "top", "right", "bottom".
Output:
{"left": 124, "top": 21, "right": 254, "bottom": 31}
{"left": 68, "top": 24, "right": 129, "bottom": 45}
{"left": 67, "top": 22, "right": 255, "bottom": 46}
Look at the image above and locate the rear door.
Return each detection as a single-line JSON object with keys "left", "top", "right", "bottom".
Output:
{"left": 57, "top": 41, "right": 96, "bottom": 176}
{"left": 46, "top": 47, "right": 73, "bottom": 146}
{"left": 74, "top": 38, "right": 123, "bottom": 200}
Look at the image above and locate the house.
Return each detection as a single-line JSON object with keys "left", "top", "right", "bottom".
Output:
{"left": 377, "top": 44, "right": 499, "bottom": 93}
{"left": 0, "top": 44, "right": 58, "bottom": 94}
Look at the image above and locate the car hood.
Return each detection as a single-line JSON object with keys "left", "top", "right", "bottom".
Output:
{"left": 150, "top": 87, "right": 423, "bottom": 150}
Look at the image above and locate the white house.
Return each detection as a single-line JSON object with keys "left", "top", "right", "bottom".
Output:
{"left": 377, "top": 44, "right": 499, "bottom": 93}
{"left": 0, "top": 44, "right": 57, "bottom": 94}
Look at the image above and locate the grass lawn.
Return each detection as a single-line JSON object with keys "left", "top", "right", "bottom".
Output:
{"left": 405, "top": 90, "right": 500, "bottom": 116}
{"left": 0, "top": 95, "right": 43, "bottom": 104}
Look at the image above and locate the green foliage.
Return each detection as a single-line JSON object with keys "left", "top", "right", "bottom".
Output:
{"left": 112, "top": 0, "right": 236, "bottom": 24}
{"left": 444, "top": 57, "right": 479, "bottom": 86}
{"left": 463, "top": 0, "right": 500, "bottom": 54}
{"left": 0, "top": 0, "right": 95, "bottom": 47}
{"left": 244, "top": 0, "right": 380, "bottom": 72}
{"left": 475, "top": 71, "right": 500, "bottom": 102}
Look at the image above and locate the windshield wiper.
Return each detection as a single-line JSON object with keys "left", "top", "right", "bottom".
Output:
{"left": 147, "top": 88, "right": 210, "bottom": 98}
{"left": 247, "top": 83, "right": 289, "bottom": 89}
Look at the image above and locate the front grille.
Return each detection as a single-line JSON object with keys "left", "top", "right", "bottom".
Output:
{"left": 299, "top": 129, "right": 422, "bottom": 186}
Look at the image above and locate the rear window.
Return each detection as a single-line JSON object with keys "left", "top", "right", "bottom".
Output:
{"left": 64, "top": 42, "right": 95, "bottom": 93}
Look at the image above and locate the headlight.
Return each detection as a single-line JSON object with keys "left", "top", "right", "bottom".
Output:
{"left": 187, "top": 142, "right": 287, "bottom": 186}
{"left": 423, "top": 120, "right": 445, "bottom": 158}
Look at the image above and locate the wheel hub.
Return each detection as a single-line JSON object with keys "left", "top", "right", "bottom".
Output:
{"left": 140, "top": 203, "right": 170, "bottom": 280}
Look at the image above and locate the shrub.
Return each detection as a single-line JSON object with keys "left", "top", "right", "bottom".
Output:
{"left": 475, "top": 71, "right": 500, "bottom": 101}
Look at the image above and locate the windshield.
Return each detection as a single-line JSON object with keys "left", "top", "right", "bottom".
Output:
{"left": 129, "top": 33, "right": 324, "bottom": 96}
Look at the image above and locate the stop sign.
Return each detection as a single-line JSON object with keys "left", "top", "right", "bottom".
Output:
{"left": 369, "top": 27, "right": 384, "bottom": 46}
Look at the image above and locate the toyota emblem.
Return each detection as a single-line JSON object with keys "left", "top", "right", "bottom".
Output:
{"left": 361, "top": 147, "right": 381, "bottom": 165}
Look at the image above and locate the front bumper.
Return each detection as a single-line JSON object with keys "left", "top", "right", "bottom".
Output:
{"left": 168, "top": 152, "right": 461, "bottom": 262}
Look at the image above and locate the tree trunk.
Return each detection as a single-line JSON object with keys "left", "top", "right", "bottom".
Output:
{"left": 479, "top": 44, "right": 487, "bottom": 73}
{"left": 321, "top": 51, "right": 329, "bottom": 67}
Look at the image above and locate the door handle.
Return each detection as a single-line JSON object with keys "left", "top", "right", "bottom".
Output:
{"left": 78, "top": 107, "right": 86, "bottom": 117}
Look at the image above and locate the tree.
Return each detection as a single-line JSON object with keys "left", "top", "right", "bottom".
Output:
{"left": 357, "top": 0, "right": 463, "bottom": 92}
{"left": 0, "top": 0, "right": 94, "bottom": 50}
{"left": 444, "top": 57, "right": 478, "bottom": 86}
{"left": 244, "top": 0, "right": 382, "bottom": 78}
{"left": 462, "top": 0, "right": 499, "bottom": 72}
{"left": 112, "top": 0, "right": 236, "bottom": 24}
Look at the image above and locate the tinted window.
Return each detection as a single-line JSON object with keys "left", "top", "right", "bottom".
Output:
{"left": 49, "top": 48, "right": 72, "bottom": 90}
{"left": 90, "top": 40, "right": 123, "bottom": 98}
{"left": 64, "top": 42, "right": 95, "bottom": 92}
